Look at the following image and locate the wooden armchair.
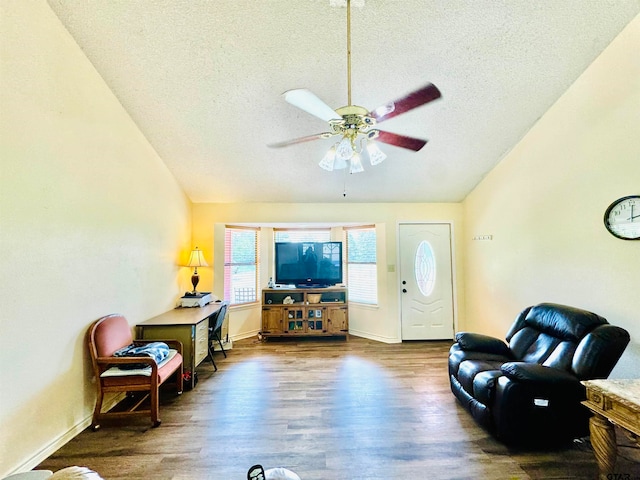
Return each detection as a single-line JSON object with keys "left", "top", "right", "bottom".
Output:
{"left": 87, "top": 314, "right": 184, "bottom": 430}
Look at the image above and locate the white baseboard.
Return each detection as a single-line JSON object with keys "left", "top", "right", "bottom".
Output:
{"left": 230, "top": 330, "right": 400, "bottom": 344}
{"left": 229, "top": 330, "right": 261, "bottom": 342}
{"left": 8, "top": 395, "right": 123, "bottom": 476}
{"left": 347, "top": 329, "right": 401, "bottom": 344}
{"left": 212, "top": 339, "right": 233, "bottom": 351}
{"left": 10, "top": 417, "right": 91, "bottom": 475}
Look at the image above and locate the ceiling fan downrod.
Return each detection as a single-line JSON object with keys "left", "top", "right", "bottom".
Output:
{"left": 346, "top": 0, "right": 352, "bottom": 106}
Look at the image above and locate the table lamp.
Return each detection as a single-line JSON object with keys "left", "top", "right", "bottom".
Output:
{"left": 186, "top": 247, "right": 208, "bottom": 294}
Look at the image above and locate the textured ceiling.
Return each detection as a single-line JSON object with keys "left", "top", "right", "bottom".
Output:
{"left": 47, "top": 1, "right": 640, "bottom": 203}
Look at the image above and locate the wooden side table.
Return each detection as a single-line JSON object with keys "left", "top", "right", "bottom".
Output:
{"left": 582, "top": 379, "right": 640, "bottom": 479}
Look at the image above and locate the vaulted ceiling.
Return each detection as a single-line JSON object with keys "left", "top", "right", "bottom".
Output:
{"left": 48, "top": 1, "right": 640, "bottom": 203}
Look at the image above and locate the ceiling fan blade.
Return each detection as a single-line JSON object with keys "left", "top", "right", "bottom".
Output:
{"left": 267, "top": 132, "right": 332, "bottom": 149}
{"left": 375, "top": 131, "right": 427, "bottom": 151}
{"left": 369, "top": 83, "right": 441, "bottom": 123}
{"left": 283, "top": 89, "right": 341, "bottom": 123}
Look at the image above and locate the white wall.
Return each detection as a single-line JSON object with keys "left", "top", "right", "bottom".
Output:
{"left": 0, "top": 1, "right": 192, "bottom": 475}
{"left": 192, "top": 202, "right": 465, "bottom": 343}
{"left": 462, "top": 15, "right": 640, "bottom": 378}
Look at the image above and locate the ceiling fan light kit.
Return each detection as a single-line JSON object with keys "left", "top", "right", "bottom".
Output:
{"left": 269, "top": 0, "right": 441, "bottom": 178}
{"left": 367, "top": 142, "right": 387, "bottom": 166}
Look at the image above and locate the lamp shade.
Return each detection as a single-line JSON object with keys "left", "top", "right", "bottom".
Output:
{"left": 186, "top": 248, "right": 208, "bottom": 268}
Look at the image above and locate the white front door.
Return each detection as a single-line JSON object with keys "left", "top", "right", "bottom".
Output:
{"left": 399, "top": 223, "right": 454, "bottom": 340}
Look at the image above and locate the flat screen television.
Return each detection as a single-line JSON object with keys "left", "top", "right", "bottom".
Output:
{"left": 274, "top": 241, "right": 343, "bottom": 287}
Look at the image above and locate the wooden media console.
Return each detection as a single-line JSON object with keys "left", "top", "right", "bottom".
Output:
{"left": 260, "top": 287, "right": 348, "bottom": 339}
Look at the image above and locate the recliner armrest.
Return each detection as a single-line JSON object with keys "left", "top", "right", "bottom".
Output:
{"left": 455, "top": 332, "right": 511, "bottom": 356}
{"left": 501, "top": 362, "right": 579, "bottom": 385}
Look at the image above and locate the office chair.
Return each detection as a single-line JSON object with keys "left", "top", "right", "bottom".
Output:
{"left": 208, "top": 303, "right": 228, "bottom": 371}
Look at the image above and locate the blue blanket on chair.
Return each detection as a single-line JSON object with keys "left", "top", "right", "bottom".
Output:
{"left": 114, "top": 342, "right": 170, "bottom": 370}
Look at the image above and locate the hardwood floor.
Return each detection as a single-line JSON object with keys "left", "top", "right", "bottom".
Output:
{"left": 37, "top": 336, "right": 639, "bottom": 479}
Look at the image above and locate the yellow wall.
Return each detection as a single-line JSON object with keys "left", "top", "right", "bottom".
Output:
{"left": 192, "top": 203, "right": 465, "bottom": 343}
{"left": 0, "top": 1, "right": 192, "bottom": 475}
{"left": 462, "top": 15, "right": 640, "bottom": 378}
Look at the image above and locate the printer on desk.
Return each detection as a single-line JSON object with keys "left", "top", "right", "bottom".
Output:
{"left": 180, "top": 292, "right": 213, "bottom": 308}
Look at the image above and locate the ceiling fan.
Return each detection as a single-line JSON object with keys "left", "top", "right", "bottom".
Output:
{"left": 268, "top": 0, "right": 441, "bottom": 174}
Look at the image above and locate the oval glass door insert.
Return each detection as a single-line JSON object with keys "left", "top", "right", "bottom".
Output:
{"left": 415, "top": 240, "right": 436, "bottom": 296}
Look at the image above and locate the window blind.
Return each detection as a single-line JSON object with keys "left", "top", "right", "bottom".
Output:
{"left": 345, "top": 226, "right": 378, "bottom": 305}
{"left": 274, "top": 229, "right": 331, "bottom": 243}
{"left": 224, "top": 226, "right": 259, "bottom": 305}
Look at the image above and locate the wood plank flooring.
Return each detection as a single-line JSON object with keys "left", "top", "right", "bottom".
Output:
{"left": 37, "top": 336, "right": 640, "bottom": 479}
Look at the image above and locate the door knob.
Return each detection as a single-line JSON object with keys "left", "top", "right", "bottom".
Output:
{"left": 402, "top": 289, "right": 407, "bottom": 293}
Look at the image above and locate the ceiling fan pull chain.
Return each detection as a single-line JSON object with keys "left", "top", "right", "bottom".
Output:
{"left": 343, "top": 168, "right": 349, "bottom": 197}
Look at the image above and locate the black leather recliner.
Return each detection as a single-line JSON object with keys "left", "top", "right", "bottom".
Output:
{"left": 449, "top": 303, "right": 630, "bottom": 446}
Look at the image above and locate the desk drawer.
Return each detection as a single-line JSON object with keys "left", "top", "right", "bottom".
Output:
{"left": 586, "top": 388, "right": 606, "bottom": 410}
{"left": 194, "top": 319, "right": 209, "bottom": 365}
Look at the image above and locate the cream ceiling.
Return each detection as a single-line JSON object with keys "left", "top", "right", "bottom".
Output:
{"left": 47, "top": 1, "right": 640, "bottom": 203}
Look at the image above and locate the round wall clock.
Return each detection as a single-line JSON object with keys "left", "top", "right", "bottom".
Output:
{"left": 603, "top": 195, "right": 640, "bottom": 240}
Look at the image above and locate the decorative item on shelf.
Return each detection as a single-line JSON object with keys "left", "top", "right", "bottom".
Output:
{"left": 283, "top": 296, "right": 295, "bottom": 304}
{"left": 268, "top": 276, "right": 275, "bottom": 288}
{"left": 186, "top": 247, "right": 208, "bottom": 294}
{"left": 308, "top": 294, "right": 322, "bottom": 304}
